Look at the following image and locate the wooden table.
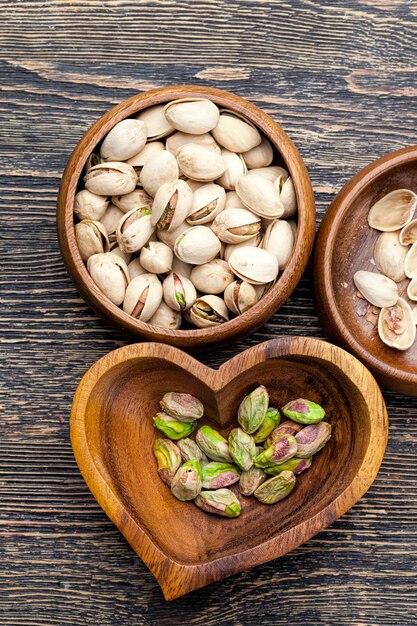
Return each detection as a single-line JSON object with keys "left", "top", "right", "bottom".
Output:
{"left": 1, "top": 1, "right": 416, "bottom": 623}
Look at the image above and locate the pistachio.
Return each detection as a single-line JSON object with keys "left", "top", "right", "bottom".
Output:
{"left": 75, "top": 219, "right": 110, "bottom": 261}
{"left": 408, "top": 277, "right": 417, "bottom": 302}
{"left": 176, "top": 143, "right": 227, "bottom": 182}
{"left": 122, "top": 273, "right": 162, "bottom": 321}
{"left": 211, "top": 208, "right": 261, "bottom": 244}
{"left": 368, "top": 189, "right": 417, "bottom": 231}
{"left": 139, "top": 150, "right": 179, "bottom": 197}
{"left": 194, "top": 488, "right": 241, "bottom": 517}
{"left": 160, "top": 392, "right": 204, "bottom": 422}
{"left": 295, "top": 422, "right": 332, "bottom": 458}
{"left": 190, "top": 259, "right": 234, "bottom": 294}
{"left": 202, "top": 462, "right": 241, "bottom": 489}
{"left": 100, "top": 203, "right": 125, "bottom": 241}
{"left": 265, "top": 456, "right": 312, "bottom": 476}
{"left": 177, "top": 438, "right": 209, "bottom": 466}
{"left": 224, "top": 280, "right": 259, "bottom": 314}
{"left": 228, "top": 427, "right": 256, "bottom": 471}
{"left": 253, "top": 408, "right": 281, "bottom": 443}
{"left": 127, "top": 257, "right": 147, "bottom": 279}
{"left": 373, "top": 231, "right": 407, "bottom": 282}
{"left": 85, "top": 152, "right": 102, "bottom": 172}
{"left": 254, "top": 470, "right": 296, "bottom": 504}
{"left": 223, "top": 233, "right": 263, "bottom": 263}
{"left": 174, "top": 226, "right": 221, "bottom": 265}
{"left": 353, "top": 270, "right": 399, "bottom": 308}
{"left": 238, "top": 386, "right": 269, "bottom": 434}
{"left": 87, "top": 252, "right": 130, "bottom": 305}
{"left": 378, "top": 298, "right": 416, "bottom": 351}
{"left": 74, "top": 189, "right": 109, "bottom": 221}
{"left": 254, "top": 435, "right": 298, "bottom": 468}
{"left": 242, "top": 136, "right": 274, "bottom": 169}
{"left": 112, "top": 189, "right": 153, "bottom": 213}
{"left": 171, "top": 256, "right": 193, "bottom": 278}
{"left": 126, "top": 141, "right": 165, "bottom": 172}
{"left": 405, "top": 241, "right": 417, "bottom": 279}
{"left": 400, "top": 218, "right": 417, "bottom": 246}
{"left": 189, "top": 295, "right": 229, "bottom": 328}
{"left": 148, "top": 300, "right": 182, "bottom": 329}
{"left": 164, "top": 98, "right": 220, "bottom": 134}
{"left": 195, "top": 425, "right": 233, "bottom": 463}
{"left": 236, "top": 174, "right": 284, "bottom": 219}
{"left": 85, "top": 162, "right": 137, "bottom": 196}
{"left": 163, "top": 272, "right": 196, "bottom": 311}
{"left": 224, "top": 190, "right": 246, "bottom": 209}
{"left": 216, "top": 149, "right": 247, "bottom": 190}
{"left": 171, "top": 460, "right": 202, "bottom": 501}
{"left": 186, "top": 183, "right": 226, "bottom": 225}
{"left": 212, "top": 111, "right": 261, "bottom": 153}
{"left": 151, "top": 179, "right": 193, "bottom": 231}
{"left": 153, "top": 438, "right": 182, "bottom": 486}
{"left": 140, "top": 241, "right": 173, "bottom": 274}
{"left": 166, "top": 131, "right": 221, "bottom": 155}
{"left": 247, "top": 165, "right": 289, "bottom": 183}
{"left": 157, "top": 220, "right": 189, "bottom": 249}
{"left": 274, "top": 176, "right": 297, "bottom": 218}
{"left": 136, "top": 104, "right": 174, "bottom": 140}
{"left": 282, "top": 398, "right": 325, "bottom": 424}
{"left": 100, "top": 119, "right": 147, "bottom": 161}
{"left": 239, "top": 447, "right": 266, "bottom": 496}
{"left": 228, "top": 246, "right": 279, "bottom": 285}
{"left": 262, "top": 219, "right": 295, "bottom": 270}
{"left": 265, "top": 420, "right": 303, "bottom": 448}
{"left": 184, "top": 178, "right": 207, "bottom": 191}
{"left": 153, "top": 411, "right": 196, "bottom": 440}
{"left": 116, "top": 207, "right": 154, "bottom": 253}
{"left": 108, "top": 243, "right": 132, "bottom": 265}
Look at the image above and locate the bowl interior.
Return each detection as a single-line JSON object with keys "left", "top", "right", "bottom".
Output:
{"left": 85, "top": 354, "right": 370, "bottom": 565}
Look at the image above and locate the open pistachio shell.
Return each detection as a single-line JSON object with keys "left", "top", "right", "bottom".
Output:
{"left": 148, "top": 300, "right": 182, "bottom": 329}
{"left": 139, "top": 150, "right": 179, "bottom": 197}
{"left": 236, "top": 174, "right": 284, "bottom": 219}
{"left": 262, "top": 219, "right": 295, "bottom": 270}
{"left": 75, "top": 219, "right": 110, "bottom": 262}
{"left": 189, "top": 295, "right": 229, "bottom": 328}
{"left": 162, "top": 272, "right": 196, "bottom": 311}
{"left": 378, "top": 298, "right": 416, "bottom": 351}
{"left": 212, "top": 111, "right": 261, "bottom": 153}
{"left": 368, "top": 189, "right": 417, "bottom": 232}
{"left": 123, "top": 273, "right": 162, "bottom": 322}
{"left": 151, "top": 179, "right": 193, "bottom": 232}
{"left": 190, "top": 259, "right": 234, "bottom": 294}
{"left": 211, "top": 208, "right": 261, "bottom": 244}
{"left": 373, "top": 231, "right": 407, "bottom": 282}
{"left": 100, "top": 119, "right": 147, "bottom": 162}
{"left": 116, "top": 207, "right": 154, "bottom": 253}
{"left": 353, "top": 270, "right": 399, "bottom": 308}
{"left": 74, "top": 189, "right": 109, "bottom": 221}
{"left": 404, "top": 241, "right": 417, "bottom": 279}
{"left": 87, "top": 252, "right": 130, "bottom": 305}
{"left": 242, "top": 137, "right": 274, "bottom": 169}
{"left": 174, "top": 226, "right": 221, "bottom": 265}
{"left": 228, "top": 246, "right": 279, "bottom": 285}
{"left": 166, "top": 131, "right": 221, "bottom": 155}
{"left": 400, "top": 218, "right": 417, "bottom": 246}
{"left": 224, "top": 280, "right": 259, "bottom": 314}
{"left": 136, "top": 104, "right": 174, "bottom": 140}
{"left": 186, "top": 183, "right": 225, "bottom": 225}
{"left": 85, "top": 162, "right": 138, "bottom": 196}
{"left": 176, "top": 143, "right": 227, "bottom": 182}
{"left": 164, "top": 98, "right": 220, "bottom": 134}
{"left": 216, "top": 149, "right": 247, "bottom": 190}
{"left": 407, "top": 277, "right": 417, "bottom": 302}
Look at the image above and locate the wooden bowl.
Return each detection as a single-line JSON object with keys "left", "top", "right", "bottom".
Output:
{"left": 57, "top": 85, "right": 315, "bottom": 349}
{"left": 70, "top": 337, "right": 387, "bottom": 600}
{"left": 314, "top": 146, "right": 417, "bottom": 396}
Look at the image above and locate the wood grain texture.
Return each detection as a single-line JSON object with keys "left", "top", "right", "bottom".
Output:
{"left": 1, "top": 0, "right": 417, "bottom": 623}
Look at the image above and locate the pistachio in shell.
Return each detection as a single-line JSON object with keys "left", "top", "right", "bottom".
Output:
{"left": 116, "top": 207, "right": 154, "bottom": 253}
{"left": 100, "top": 119, "right": 147, "bottom": 161}
{"left": 228, "top": 246, "right": 279, "bottom": 285}
{"left": 75, "top": 219, "right": 110, "bottom": 261}
{"left": 189, "top": 294, "right": 229, "bottom": 328}
{"left": 139, "top": 150, "right": 179, "bottom": 197}
{"left": 122, "top": 273, "right": 162, "bottom": 322}
{"left": 378, "top": 298, "right": 416, "bottom": 351}
{"left": 151, "top": 179, "right": 193, "bottom": 232}
{"left": 85, "top": 162, "right": 137, "bottom": 196}
{"left": 262, "top": 219, "right": 295, "bottom": 270}
{"left": 174, "top": 226, "right": 221, "bottom": 265}
{"left": 190, "top": 259, "right": 234, "bottom": 295}
{"left": 373, "top": 231, "right": 407, "bottom": 283}
{"left": 212, "top": 111, "right": 261, "bottom": 153}
{"left": 236, "top": 174, "right": 284, "bottom": 219}
{"left": 164, "top": 98, "right": 220, "bottom": 134}
{"left": 136, "top": 104, "right": 174, "bottom": 140}
{"left": 112, "top": 188, "right": 153, "bottom": 214}
{"left": 176, "top": 143, "right": 227, "bottom": 182}
{"left": 242, "top": 136, "right": 274, "bottom": 169}
{"left": 74, "top": 189, "right": 109, "bottom": 221}
{"left": 186, "top": 183, "right": 226, "bottom": 225}
{"left": 147, "top": 300, "right": 182, "bottom": 329}
{"left": 163, "top": 272, "right": 196, "bottom": 311}
{"left": 211, "top": 208, "right": 261, "bottom": 244}
{"left": 87, "top": 252, "right": 130, "bottom": 306}
{"left": 224, "top": 280, "right": 259, "bottom": 314}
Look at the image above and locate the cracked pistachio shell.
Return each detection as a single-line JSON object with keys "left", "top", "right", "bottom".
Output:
{"left": 408, "top": 277, "right": 417, "bottom": 302}
{"left": 353, "top": 270, "right": 399, "bottom": 308}
{"left": 228, "top": 428, "right": 256, "bottom": 471}
{"left": 378, "top": 298, "right": 416, "bottom": 351}
{"left": 85, "top": 162, "right": 138, "bottom": 196}
{"left": 211, "top": 208, "right": 261, "bottom": 244}
{"left": 373, "top": 231, "right": 407, "bottom": 282}
{"left": 247, "top": 165, "right": 289, "bottom": 183}
{"left": 140, "top": 241, "right": 173, "bottom": 274}
{"left": 223, "top": 233, "right": 263, "bottom": 263}
{"left": 127, "top": 257, "right": 147, "bottom": 279}
{"left": 216, "top": 149, "right": 247, "bottom": 190}
{"left": 194, "top": 488, "right": 241, "bottom": 517}
{"left": 196, "top": 425, "right": 233, "bottom": 463}
{"left": 157, "top": 220, "right": 189, "bottom": 249}
{"left": 236, "top": 174, "right": 284, "bottom": 219}
{"left": 405, "top": 241, "right": 417, "bottom": 279}
{"left": 224, "top": 280, "right": 259, "bottom": 314}
{"left": 262, "top": 219, "right": 295, "bottom": 270}
{"left": 151, "top": 179, "right": 193, "bottom": 231}
{"left": 239, "top": 446, "right": 266, "bottom": 496}
{"left": 265, "top": 420, "right": 303, "bottom": 448}
{"left": 400, "top": 218, "right": 417, "bottom": 246}
{"left": 74, "top": 189, "right": 109, "bottom": 221}
{"left": 112, "top": 189, "right": 153, "bottom": 213}
{"left": 139, "top": 150, "right": 179, "bottom": 197}
{"left": 282, "top": 398, "right": 325, "bottom": 424}
{"left": 109, "top": 243, "right": 132, "bottom": 265}
{"left": 116, "top": 207, "right": 154, "bottom": 253}
{"left": 229, "top": 246, "right": 279, "bottom": 285}
{"left": 176, "top": 144, "right": 227, "bottom": 182}
{"left": 153, "top": 438, "right": 182, "bottom": 486}
{"left": 295, "top": 422, "right": 332, "bottom": 458}
{"left": 164, "top": 98, "right": 220, "bottom": 134}
{"left": 126, "top": 141, "right": 165, "bottom": 172}
{"left": 274, "top": 176, "right": 297, "bottom": 218}
{"left": 254, "top": 470, "right": 296, "bottom": 504}
{"left": 166, "top": 131, "right": 221, "bottom": 155}
{"left": 253, "top": 408, "right": 281, "bottom": 444}
{"left": 225, "top": 190, "right": 246, "bottom": 209}
{"left": 242, "top": 136, "right": 274, "bottom": 169}
{"left": 190, "top": 259, "right": 234, "bottom": 294}
{"left": 174, "top": 225, "right": 221, "bottom": 265}
{"left": 368, "top": 189, "right": 417, "bottom": 231}
{"left": 189, "top": 295, "right": 229, "bottom": 328}
{"left": 238, "top": 385, "right": 269, "bottom": 434}
{"left": 122, "top": 273, "right": 162, "bottom": 321}
{"left": 265, "top": 456, "right": 312, "bottom": 476}
{"left": 100, "top": 119, "right": 147, "bottom": 161}
{"left": 136, "top": 104, "right": 174, "bottom": 139}
{"left": 177, "top": 438, "right": 209, "bottom": 466}
{"left": 162, "top": 272, "right": 196, "bottom": 311}
{"left": 172, "top": 256, "right": 192, "bottom": 278}
{"left": 75, "top": 219, "right": 110, "bottom": 261}
{"left": 153, "top": 412, "right": 196, "bottom": 440}
{"left": 100, "top": 204, "right": 124, "bottom": 240}
{"left": 212, "top": 111, "right": 261, "bottom": 153}
{"left": 171, "top": 460, "right": 202, "bottom": 501}
{"left": 186, "top": 183, "right": 226, "bottom": 225}
{"left": 148, "top": 300, "right": 182, "bottom": 329}
{"left": 202, "top": 462, "right": 241, "bottom": 489}
{"left": 254, "top": 435, "right": 298, "bottom": 468}
{"left": 87, "top": 252, "right": 130, "bottom": 305}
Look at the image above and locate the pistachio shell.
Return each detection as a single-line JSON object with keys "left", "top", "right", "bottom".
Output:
{"left": 224, "top": 280, "right": 259, "bottom": 314}
{"left": 109, "top": 243, "right": 132, "bottom": 265}
{"left": 174, "top": 225, "right": 221, "bottom": 265}
{"left": 148, "top": 300, "right": 182, "bottom": 329}
{"left": 85, "top": 162, "right": 137, "bottom": 196}
{"left": 75, "top": 219, "right": 110, "bottom": 261}
{"left": 186, "top": 183, "right": 226, "bottom": 225}
{"left": 228, "top": 246, "right": 279, "bottom": 285}
{"left": 123, "top": 273, "right": 163, "bottom": 321}
{"left": 353, "top": 270, "right": 399, "bottom": 308}
{"left": 400, "top": 218, "right": 417, "bottom": 246}
{"left": 126, "top": 141, "right": 165, "bottom": 170}
{"left": 140, "top": 241, "right": 173, "bottom": 274}
{"left": 247, "top": 166, "right": 289, "bottom": 183}
{"left": 223, "top": 233, "right": 263, "bottom": 262}
{"left": 112, "top": 189, "right": 153, "bottom": 213}
{"left": 139, "top": 150, "right": 179, "bottom": 197}
{"left": 189, "top": 295, "right": 229, "bottom": 328}
{"left": 212, "top": 112, "right": 261, "bottom": 152}
{"left": 166, "top": 132, "right": 221, "bottom": 155}
{"left": 407, "top": 277, "right": 417, "bottom": 302}
{"left": 236, "top": 174, "right": 284, "bottom": 219}
{"left": 224, "top": 190, "right": 246, "bottom": 209}
{"left": 190, "top": 259, "right": 234, "bottom": 294}
{"left": 378, "top": 298, "right": 416, "bottom": 351}
{"left": 368, "top": 189, "right": 417, "bottom": 232}
{"left": 242, "top": 137, "right": 274, "bottom": 169}
{"left": 184, "top": 178, "right": 207, "bottom": 191}
{"left": 373, "top": 231, "right": 407, "bottom": 282}
{"left": 164, "top": 98, "right": 220, "bottom": 134}
{"left": 404, "top": 241, "right": 417, "bottom": 279}
{"left": 274, "top": 176, "right": 297, "bottom": 218}
{"left": 87, "top": 252, "right": 130, "bottom": 305}
{"left": 74, "top": 189, "right": 109, "bottom": 221}
{"left": 151, "top": 179, "right": 193, "bottom": 232}
{"left": 116, "top": 207, "right": 154, "bottom": 253}
{"left": 262, "top": 219, "right": 295, "bottom": 270}
{"left": 157, "top": 220, "right": 190, "bottom": 249}
{"left": 99, "top": 204, "right": 124, "bottom": 242}
{"left": 127, "top": 257, "right": 147, "bottom": 279}
{"left": 100, "top": 119, "right": 147, "bottom": 161}
{"left": 162, "top": 272, "right": 197, "bottom": 311}
{"left": 216, "top": 149, "right": 247, "bottom": 190}
{"left": 176, "top": 144, "right": 226, "bottom": 182}
{"left": 211, "top": 208, "right": 261, "bottom": 244}
{"left": 136, "top": 104, "right": 174, "bottom": 139}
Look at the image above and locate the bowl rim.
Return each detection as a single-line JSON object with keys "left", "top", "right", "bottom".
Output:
{"left": 57, "top": 85, "right": 316, "bottom": 348}
{"left": 314, "top": 144, "right": 417, "bottom": 394}
{"left": 70, "top": 336, "right": 388, "bottom": 600}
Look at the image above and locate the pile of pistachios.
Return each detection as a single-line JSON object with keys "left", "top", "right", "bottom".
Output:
{"left": 73, "top": 98, "right": 297, "bottom": 329}
{"left": 152, "top": 386, "right": 331, "bottom": 517}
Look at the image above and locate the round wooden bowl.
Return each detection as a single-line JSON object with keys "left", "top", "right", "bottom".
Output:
{"left": 314, "top": 146, "right": 417, "bottom": 396}
{"left": 70, "top": 337, "right": 388, "bottom": 600}
{"left": 57, "top": 85, "right": 315, "bottom": 349}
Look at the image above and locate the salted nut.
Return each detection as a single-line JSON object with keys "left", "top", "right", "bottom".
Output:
{"left": 87, "top": 252, "right": 130, "bottom": 306}
{"left": 85, "top": 162, "right": 138, "bottom": 196}
{"left": 112, "top": 189, "right": 153, "bottom": 214}
{"left": 162, "top": 272, "right": 196, "bottom": 311}
{"left": 75, "top": 219, "right": 109, "bottom": 261}
{"left": 74, "top": 189, "right": 109, "bottom": 221}
{"left": 224, "top": 280, "right": 259, "bottom": 314}
{"left": 262, "top": 219, "right": 295, "bottom": 269}
{"left": 211, "top": 111, "right": 262, "bottom": 153}
{"left": 211, "top": 208, "right": 261, "bottom": 244}
{"left": 116, "top": 207, "right": 154, "bottom": 253}
{"left": 139, "top": 150, "right": 179, "bottom": 197}
{"left": 151, "top": 179, "right": 193, "bottom": 232}
{"left": 190, "top": 259, "right": 234, "bottom": 294}
{"left": 174, "top": 226, "right": 222, "bottom": 265}
{"left": 242, "top": 136, "right": 273, "bottom": 169}
{"left": 228, "top": 246, "right": 279, "bottom": 285}
{"left": 189, "top": 294, "right": 229, "bottom": 328}
{"left": 123, "top": 273, "right": 163, "bottom": 322}
{"left": 164, "top": 98, "right": 220, "bottom": 135}
{"left": 100, "top": 119, "right": 147, "bottom": 162}
{"left": 236, "top": 174, "right": 284, "bottom": 218}
{"left": 140, "top": 241, "right": 173, "bottom": 274}
{"left": 176, "top": 143, "right": 227, "bottom": 181}
{"left": 186, "top": 183, "right": 226, "bottom": 225}
{"left": 368, "top": 189, "right": 417, "bottom": 231}
{"left": 136, "top": 104, "right": 174, "bottom": 140}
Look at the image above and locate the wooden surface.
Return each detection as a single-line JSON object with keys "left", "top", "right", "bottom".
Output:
{"left": 57, "top": 85, "right": 316, "bottom": 349}
{"left": 71, "top": 338, "right": 387, "bottom": 600}
{"left": 314, "top": 145, "right": 417, "bottom": 395}
{"left": 1, "top": 0, "right": 417, "bottom": 623}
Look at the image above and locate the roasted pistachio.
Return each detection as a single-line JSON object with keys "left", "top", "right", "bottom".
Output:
{"left": 100, "top": 119, "right": 147, "bottom": 161}
{"left": 162, "top": 272, "right": 197, "bottom": 311}
{"left": 190, "top": 259, "right": 234, "bottom": 294}
{"left": 100, "top": 203, "right": 124, "bottom": 241}
{"left": 236, "top": 174, "right": 284, "bottom": 219}
{"left": 282, "top": 398, "right": 325, "bottom": 424}
{"left": 216, "top": 149, "right": 247, "bottom": 190}
{"left": 212, "top": 111, "right": 261, "bottom": 153}
{"left": 112, "top": 189, "right": 153, "bottom": 213}
{"left": 253, "top": 408, "right": 281, "bottom": 443}
{"left": 353, "top": 270, "right": 398, "bottom": 308}
{"left": 164, "top": 98, "right": 220, "bottom": 134}
{"left": 151, "top": 179, "right": 193, "bottom": 231}
{"left": 189, "top": 295, "right": 229, "bottom": 328}
{"left": 194, "top": 488, "right": 241, "bottom": 517}
{"left": 211, "top": 208, "right": 261, "bottom": 244}
{"left": 74, "top": 189, "right": 109, "bottom": 221}
{"left": 228, "top": 427, "right": 256, "bottom": 471}
{"left": 87, "top": 252, "right": 129, "bottom": 305}
{"left": 171, "top": 460, "right": 202, "bottom": 501}
{"left": 186, "top": 183, "right": 226, "bottom": 225}
{"left": 122, "top": 273, "right": 162, "bottom": 322}
{"left": 127, "top": 257, "right": 147, "bottom": 279}
{"left": 140, "top": 241, "right": 173, "bottom": 274}
{"left": 195, "top": 425, "right": 233, "bottom": 463}
{"left": 85, "top": 162, "right": 137, "bottom": 196}
{"left": 139, "top": 150, "right": 179, "bottom": 197}
{"left": 174, "top": 226, "right": 222, "bottom": 265}
{"left": 148, "top": 300, "right": 182, "bottom": 329}
{"left": 153, "top": 412, "right": 196, "bottom": 440}
{"left": 116, "top": 207, "right": 154, "bottom": 253}
{"left": 136, "top": 104, "right": 174, "bottom": 140}
{"left": 153, "top": 438, "right": 182, "bottom": 486}
{"left": 242, "top": 137, "right": 273, "bottom": 169}
{"left": 238, "top": 385, "right": 269, "bottom": 434}
{"left": 254, "top": 470, "right": 296, "bottom": 504}
{"left": 176, "top": 143, "right": 227, "bottom": 182}
{"left": 75, "top": 219, "right": 110, "bottom": 261}
{"left": 228, "top": 246, "right": 279, "bottom": 285}
{"left": 224, "top": 280, "right": 259, "bottom": 314}
{"left": 262, "top": 219, "right": 295, "bottom": 270}
{"left": 160, "top": 392, "right": 204, "bottom": 422}
{"left": 202, "top": 462, "right": 241, "bottom": 489}
{"left": 166, "top": 131, "right": 221, "bottom": 155}
{"left": 126, "top": 141, "right": 165, "bottom": 171}
{"left": 295, "top": 422, "right": 332, "bottom": 458}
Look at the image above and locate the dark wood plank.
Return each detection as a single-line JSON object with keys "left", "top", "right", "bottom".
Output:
{"left": 1, "top": 0, "right": 417, "bottom": 623}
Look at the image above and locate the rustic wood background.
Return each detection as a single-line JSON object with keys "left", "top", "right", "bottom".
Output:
{"left": 1, "top": 1, "right": 417, "bottom": 624}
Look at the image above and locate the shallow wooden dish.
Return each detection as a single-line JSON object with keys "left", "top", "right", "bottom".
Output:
{"left": 314, "top": 146, "right": 417, "bottom": 396}
{"left": 71, "top": 337, "right": 387, "bottom": 600}
{"left": 57, "top": 85, "right": 315, "bottom": 349}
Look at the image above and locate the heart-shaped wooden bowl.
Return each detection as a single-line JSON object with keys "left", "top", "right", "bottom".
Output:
{"left": 71, "top": 337, "right": 388, "bottom": 600}
{"left": 314, "top": 146, "right": 417, "bottom": 396}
